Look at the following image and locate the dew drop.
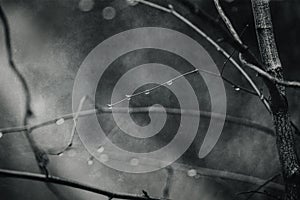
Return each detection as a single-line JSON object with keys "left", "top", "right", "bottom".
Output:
{"left": 56, "top": 118, "right": 65, "bottom": 126}
{"left": 97, "top": 146, "right": 105, "bottom": 153}
{"left": 126, "top": 0, "right": 138, "bottom": 6}
{"left": 58, "top": 152, "right": 64, "bottom": 157}
{"left": 87, "top": 160, "right": 94, "bottom": 166}
{"left": 187, "top": 169, "right": 197, "bottom": 177}
{"left": 234, "top": 87, "right": 241, "bottom": 91}
{"left": 107, "top": 104, "right": 113, "bottom": 110}
{"left": 144, "top": 90, "right": 150, "bottom": 95}
{"left": 0, "top": 132, "right": 3, "bottom": 139}
{"left": 167, "top": 81, "right": 173, "bottom": 86}
{"left": 168, "top": 4, "right": 174, "bottom": 10}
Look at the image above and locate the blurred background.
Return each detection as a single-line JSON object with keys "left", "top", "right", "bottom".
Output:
{"left": 0, "top": 0, "right": 300, "bottom": 199}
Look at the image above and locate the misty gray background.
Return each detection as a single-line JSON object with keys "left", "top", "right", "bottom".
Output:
{"left": 0, "top": 0, "right": 300, "bottom": 199}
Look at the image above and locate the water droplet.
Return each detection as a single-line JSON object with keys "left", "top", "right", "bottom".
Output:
{"left": 130, "top": 158, "right": 139, "bottom": 166}
{"left": 125, "top": 94, "right": 132, "bottom": 98}
{"left": 234, "top": 87, "right": 241, "bottom": 91}
{"left": 187, "top": 169, "right": 197, "bottom": 177}
{"left": 144, "top": 90, "right": 150, "bottom": 95}
{"left": 107, "top": 104, "right": 113, "bottom": 110}
{"left": 0, "top": 132, "right": 3, "bottom": 139}
{"left": 87, "top": 159, "right": 94, "bottom": 166}
{"left": 126, "top": 0, "right": 138, "bottom": 6}
{"left": 97, "top": 146, "right": 105, "bottom": 153}
{"left": 99, "top": 154, "right": 109, "bottom": 162}
{"left": 56, "top": 118, "right": 65, "bottom": 126}
{"left": 58, "top": 152, "right": 64, "bottom": 157}
{"left": 167, "top": 80, "right": 173, "bottom": 86}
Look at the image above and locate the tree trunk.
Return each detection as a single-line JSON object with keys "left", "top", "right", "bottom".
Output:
{"left": 251, "top": 0, "right": 300, "bottom": 199}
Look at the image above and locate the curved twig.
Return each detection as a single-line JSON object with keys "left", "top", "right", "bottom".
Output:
{"left": 237, "top": 191, "right": 282, "bottom": 200}
{"left": 0, "top": 168, "right": 166, "bottom": 200}
{"left": 239, "top": 54, "right": 300, "bottom": 88}
{"left": 130, "top": 0, "right": 271, "bottom": 112}
{"left": 0, "top": 106, "right": 274, "bottom": 136}
{"left": 0, "top": 1, "right": 49, "bottom": 177}
{"left": 241, "top": 173, "right": 280, "bottom": 200}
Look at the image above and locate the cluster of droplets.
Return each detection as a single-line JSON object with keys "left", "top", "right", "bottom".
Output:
{"left": 107, "top": 69, "right": 198, "bottom": 109}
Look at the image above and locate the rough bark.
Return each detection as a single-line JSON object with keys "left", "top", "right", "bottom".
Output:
{"left": 251, "top": 0, "right": 300, "bottom": 199}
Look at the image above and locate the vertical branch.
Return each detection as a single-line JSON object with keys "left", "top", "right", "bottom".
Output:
{"left": 251, "top": 1, "right": 300, "bottom": 200}
{"left": 162, "top": 166, "right": 174, "bottom": 199}
{"left": 0, "top": 2, "right": 49, "bottom": 174}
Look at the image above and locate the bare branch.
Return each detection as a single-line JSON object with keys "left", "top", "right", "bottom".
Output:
{"left": 239, "top": 54, "right": 300, "bottom": 88}
{"left": 213, "top": 0, "right": 300, "bottom": 89}
{"left": 0, "top": 168, "right": 166, "bottom": 200}
{"left": 237, "top": 191, "right": 282, "bottom": 200}
{"left": 251, "top": 1, "right": 300, "bottom": 199}
{"left": 162, "top": 166, "right": 174, "bottom": 199}
{"left": 47, "top": 96, "right": 87, "bottom": 155}
{"left": 129, "top": 0, "right": 271, "bottom": 112}
{"left": 170, "top": 163, "right": 284, "bottom": 191}
{"left": 0, "top": 164, "right": 284, "bottom": 194}
{"left": 237, "top": 173, "right": 280, "bottom": 200}
{"left": 0, "top": 106, "right": 275, "bottom": 137}
{"left": 0, "top": 0, "right": 50, "bottom": 181}
{"left": 213, "top": 0, "right": 243, "bottom": 45}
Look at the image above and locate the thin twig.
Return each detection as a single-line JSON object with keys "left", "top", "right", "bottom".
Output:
{"left": 0, "top": 106, "right": 275, "bottom": 136}
{"left": 239, "top": 54, "right": 300, "bottom": 88}
{"left": 237, "top": 191, "right": 282, "bottom": 200}
{"left": 0, "top": 0, "right": 50, "bottom": 178}
{"left": 162, "top": 166, "right": 174, "bottom": 199}
{"left": 129, "top": 0, "right": 271, "bottom": 112}
{"left": 237, "top": 173, "right": 280, "bottom": 200}
{"left": 0, "top": 168, "right": 166, "bottom": 200}
{"left": 213, "top": 0, "right": 243, "bottom": 45}
{"left": 47, "top": 96, "right": 87, "bottom": 155}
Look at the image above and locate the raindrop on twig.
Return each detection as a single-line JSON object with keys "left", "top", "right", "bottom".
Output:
{"left": 56, "top": 118, "right": 65, "bottom": 126}
{"left": 166, "top": 80, "right": 173, "bottom": 86}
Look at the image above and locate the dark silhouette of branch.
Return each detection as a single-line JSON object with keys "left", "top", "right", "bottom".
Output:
{"left": 211, "top": 1, "right": 300, "bottom": 199}
{"left": 0, "top": 0, "right": 53, "bottom": 191}
{"left": 211, "top": 0, "right": 300, "bottom": 199}
{"left": 237, "top": 191, "right": 282, "bottom": 200}
{"left": 213, "top": 0, "right": 243, "bottom": 45}
{"left": 128, "top": 0, "right": 271, "bottom": 112}
{"left": 239, "top": 54, "right": 300, "bottom": 88}
{"left": 251, "top": 1, "right": 300, "bottom": 200}
{"left": 162, "top": 166, "right": 174, "bottom": 199}
{"left": 0, "top": 164, "right": 284, "bottom": 194}
{"left": 0, "top": 168, "right": 166, "bottom": 200}
{"left": 0, "top": 106, "right": 275, "bottom": 136}
{"left": 237, "top": 173, "right": 280, "bottom": 200}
